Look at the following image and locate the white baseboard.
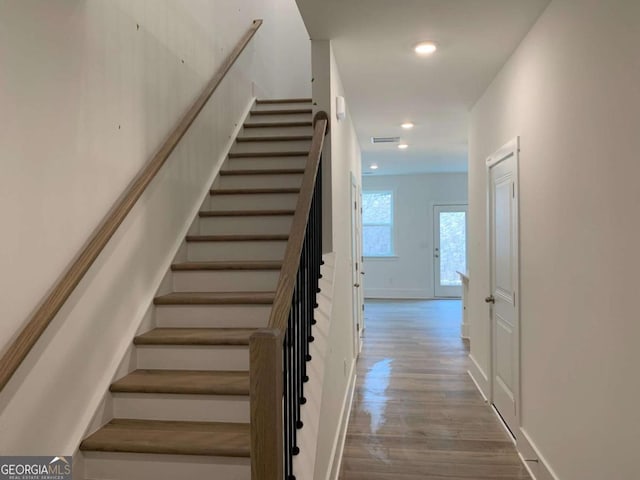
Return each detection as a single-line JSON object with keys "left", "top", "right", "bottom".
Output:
{"left": 364, "top": 288, "right": 431, "bottom": 299}
{"left": 517, "top": 428, "right": 559, "bottom": 480}
{"left": 467, "top": 359, "right": 559, "bottom": 480}
{"left": 490, "top": 404, "right": 516, "bottom": 443}
{"left": 461, "top": 323, "right": 470, "bottom": 339}
{"left": 483, "top": 388, "right": 559, "bottom": 480}
{"left": 326, "top": 361, "right": 357, "bottom": 480}
{"left": 467, "top": 354, "right": 489, "bottom": 401}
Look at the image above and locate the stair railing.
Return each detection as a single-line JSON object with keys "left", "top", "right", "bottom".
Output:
{"left": 0, "top": 19, "right": 263, "bottom": 393}
{"left": 250, "top": 111, "right": 329, "bottom": 480}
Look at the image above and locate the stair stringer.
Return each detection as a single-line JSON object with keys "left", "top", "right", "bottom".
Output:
{"left": 74, "top": 96, "right": 257, "bottom": 479}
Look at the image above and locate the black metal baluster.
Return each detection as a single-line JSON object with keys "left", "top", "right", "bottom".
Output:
{"left": 282, "top": 152, "right": 324, "bottom": 479}
{"left": 284, "top": 321, "right": 292, "bottom": 479}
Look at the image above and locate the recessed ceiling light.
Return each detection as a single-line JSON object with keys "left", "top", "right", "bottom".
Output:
{"left": 370, "top": 163, "right": 379, "bottom": 170}
{"left": 414, "top": 42, "right": 437, "bottom": 56}
{"left": 401, "top": 122, "right": 414, "bottom": 129}
{"left": 398, "top": 144, "right": 409, "bottom": 150}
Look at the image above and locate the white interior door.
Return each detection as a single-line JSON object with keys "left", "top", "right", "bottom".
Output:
{"left": 434, "top": 204, "right": 468, "bottom": 298}
{"left": 350, "top": 173, "right": 364, "bottom": 355}
{"left": 487, "top": 138, "right": 520, "bottom": 436}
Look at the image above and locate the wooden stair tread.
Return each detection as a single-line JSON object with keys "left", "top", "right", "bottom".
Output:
{"left": 210, "top": 187, "right": 299, "bottom": 195}
{"left": 80, "top": 419, "right": 250, "bottom": 457}
{"left": 154, "top": 292, "right": 275, "bottom": 305}
{"left": 186, "top": 234, "right": 289, "bottom": 242}
{"left": 250, "top": 108, "right": 312, "bottom": 115}
{"left": 110, "top": 369, "right": 249, "bottom": 395}
{"left": 243, "top": 121, "right": 312, "bottom": 128}
{"left": 228, "top": 151, "right": 308, "bottom": 158}
{"left": 171, "top": 260, "right": 281, "bottom": 271}
{"left": 256, "top": 98, "right": 311, "bottom": 104}
{"left": 220, "top": 168, "right": 304, "bottom": 176}
{"left": 236, "top": 135, "right": 312, "bottom": 142}
{"left": 199, "top": 209, "right": 295, "bottom": 217}
{"left": 134, "top": 328, "right": 256, "bottom": 346}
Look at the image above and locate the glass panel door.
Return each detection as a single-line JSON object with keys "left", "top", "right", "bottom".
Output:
{"left": 434, "top": 204, "right": 468, "bottom": 297}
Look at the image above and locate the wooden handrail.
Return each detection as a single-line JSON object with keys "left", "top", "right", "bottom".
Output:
{"left": 267, "top": 112, "right": 328, "bottom": 335}
{"left": 250, "top": 111, "right": 328, "bottom": 480}
{"left": 0, "top": 19, "right": 263, "bottom": 393}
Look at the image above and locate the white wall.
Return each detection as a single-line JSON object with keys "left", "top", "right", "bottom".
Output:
{"left": 311, "top": 41, "right": 362, "bottom": 480}
{"left": 0, "top": 0, "right": 310, "bottom": 455}
{"left": 363, "top": 173, "right": 467, "bottom": 299}
{"left": 468, "top": 1, "right": 640, "bottom": 478}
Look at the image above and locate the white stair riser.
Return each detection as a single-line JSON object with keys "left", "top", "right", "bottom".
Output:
{"left": 248, "top": 112, "right": 311, "bottom": 123}
{"left": 227, "top": 156, "right": 307, "bottom": 170}
{"left": 209, "top": 193, "right": 298, "bottom": 210}
{"left": 217, "top": 173, "right": 303, "bottom": 189}
{"left": 83, "top": 452, "right": 250, "bottom": 480}
{"left": 112, "top": 394, "right": 249, "bottom": 423}
{"left": 242, "top": 125, "right": 312, "bottom": 137}
{"left": 155, "top": 305, "right": 271, "bottom": 328}
{"left": 199, "top": 215, "right": 293, "bottom": 235}
{"left": 252, "top": 102, "right": 311, "bottom": 112}
{"left": 318, "top": 277, "right": 333, "bottom": 297}
{"left": 136, "top": 345, "right": 249, "bottom": 371}
{"left": 231, "top": 141, "right": 310, "bottom": 155}
{"left": 172, "top": 270, "right": 280, "bottom": 293}
{"left": 187, "top": 241, "right": 287, "bottom": 262}
{"left": 317, "top": 295, "right": 331, "bottom": 319}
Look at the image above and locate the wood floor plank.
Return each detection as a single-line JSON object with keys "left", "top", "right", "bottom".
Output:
{"left": 134, "top": 328, "right": 256, "bottom": 346}
{"left": 171, "top": 260, "right": 282, "bottom": 271}
{"left": 80, "top": 419, "right": 250, "bottom": 457}
{"left": 153, "top": 291, "right": 275, "bottom": 305}
{"left": 338, "top": 300, "right": 530, "bottom": 480}
{"left": 110, "top": 369, "right": 249, "bottom": 395}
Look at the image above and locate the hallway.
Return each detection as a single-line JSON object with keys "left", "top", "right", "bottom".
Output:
{"left": 339, "top": 300, "right": 530, "bottom": 480}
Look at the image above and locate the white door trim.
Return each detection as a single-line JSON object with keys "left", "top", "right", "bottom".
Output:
{"left": 485, "top": 136, "right": 521, "bottom": 432}
{"left": 350, "top": 172, "right": 363, "bottom": 356}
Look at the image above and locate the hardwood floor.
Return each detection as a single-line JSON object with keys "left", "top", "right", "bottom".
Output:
{"left": 339, "top": 300, "right": 530, "bottom": 480}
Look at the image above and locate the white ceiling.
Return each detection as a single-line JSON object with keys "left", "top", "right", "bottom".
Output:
{"left": 296, "top": 0, "right": 550, "bottom": 175}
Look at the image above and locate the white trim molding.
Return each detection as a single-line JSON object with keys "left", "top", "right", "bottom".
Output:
{"left": 461, "top": 323, "right": 470, "bottom": 339}
{"left": 326, "top": 360, "right": 357, "bottom": 480}
{"left": 467, "top": 353, "right": 490, "bottom": 402}
{"left": 364, "top": 288, "right": 432, "bottom": 299}
{"left": 517, "top": 428, "right": 560, "bottom": 480}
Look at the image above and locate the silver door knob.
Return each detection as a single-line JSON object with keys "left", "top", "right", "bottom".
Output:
{"left": 485, "top": 295, "right": 495, "bottom": 304}
{"left": 354, "top": 283, "right": 360, "bottom": 288}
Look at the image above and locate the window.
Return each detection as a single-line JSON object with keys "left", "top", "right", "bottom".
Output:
{"left": 363, "top": 191, "right": 394, "bottom": 256}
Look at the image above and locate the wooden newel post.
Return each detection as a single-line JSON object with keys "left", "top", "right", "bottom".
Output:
{"left": 250, "top": 329, "right": 284, "bottom": 480}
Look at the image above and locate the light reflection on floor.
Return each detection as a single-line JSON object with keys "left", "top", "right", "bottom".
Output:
{"left": 339, "top": 300, "right": 530, "bottom": 480}
{"left": 361, "top": 358, "right": 392, "bottom": 434}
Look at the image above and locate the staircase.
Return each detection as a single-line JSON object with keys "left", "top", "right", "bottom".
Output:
{"left": 79, "top": 98, "right": 313, "bottom": 480}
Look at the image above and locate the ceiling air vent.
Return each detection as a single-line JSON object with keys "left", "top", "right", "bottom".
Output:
{"left": 371, "top": 136, "right": 400, "bottom": 144}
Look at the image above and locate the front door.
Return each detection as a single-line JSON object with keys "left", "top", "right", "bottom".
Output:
{"left": 487, "top": 138, "right": 520, "bottom": 436}
{"left": 434, "top": 204, "right": 468, "bottom": 297}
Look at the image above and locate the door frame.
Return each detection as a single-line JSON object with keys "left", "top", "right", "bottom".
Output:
{"left": 350, "top": 172, "right": 364, "bottom": 356}
{"left": 485, "top": 136, "right": 521, "bottom": 432}
{"left": 432, "top": 203, "right": 469, "bottom": 298}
